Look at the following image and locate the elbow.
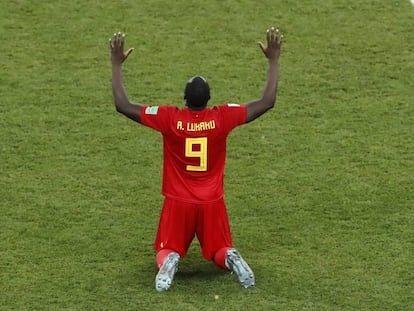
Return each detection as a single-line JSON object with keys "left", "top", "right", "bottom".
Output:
{"left": 262, "top": 90, "right": 277, "bottom": 110}
{"left": 270, "top": 97, "right": 276, "bottom": 109}
{"left": 114, "top": 101, "right": 122, "bottom": 113}
{"left": 270, "top": 91, "right": 279, "bottom": 108}
{"left": 115, "top": 103, "right": 123, "bottom": 113}
{"left": 114, "top": 97, "right": 127, "bottom": 114}
{"left": 266, "top": 95, "right": 276, "bottom": 110}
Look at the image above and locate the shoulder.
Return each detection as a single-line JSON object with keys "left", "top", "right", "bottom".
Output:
{"left": 214, "top": 103, "right": 244, "bottom": 109}
{"left": 141, "top": 105, "right": 180, "bottom": 130}
{"left": 213, "top": 103, "right": 246, "bottom": 114}
{"left": 142, "top": 105, "right": 178, "bottom": 115}
{"left": 141, "top": 105, "right": 180, "bottom": 120}
{"left": 218, "top": 103, "right": 247, "bottom": 125}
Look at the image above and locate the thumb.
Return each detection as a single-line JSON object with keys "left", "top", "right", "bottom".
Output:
{"left": 125, "top": 47, "right": 134, "bottom": 58}
{"left": 121, "top": 48, "right": 134, "bottom": 63}
{"left": 258, "top": 41, "right": 266, "bottom": 55}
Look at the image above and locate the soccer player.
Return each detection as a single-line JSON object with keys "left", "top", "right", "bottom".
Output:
{"left": 110, "top": 27, "right": 283, "bottom": 292}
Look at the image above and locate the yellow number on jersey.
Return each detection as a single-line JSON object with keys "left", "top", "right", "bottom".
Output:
{"left": 185, "top": 137, "right": 207, "bottom": 171}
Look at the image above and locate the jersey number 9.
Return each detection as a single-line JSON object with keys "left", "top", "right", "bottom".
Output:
{"left": 185, "top": 137, "right": 207, "bottom": 172}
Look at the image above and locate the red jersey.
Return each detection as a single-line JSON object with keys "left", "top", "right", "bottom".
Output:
{"left": 140, "top": 104, "right": 247, "bottom": 203}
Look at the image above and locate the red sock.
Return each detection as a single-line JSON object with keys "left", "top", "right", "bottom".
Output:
{"left": 156, "top": 249, "right": 175, "bottom": 269}
{"left": 213, "top": 247, "right": 231, "bottom": 270}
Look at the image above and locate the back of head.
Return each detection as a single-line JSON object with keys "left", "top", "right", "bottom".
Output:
{"left": 184, "top": 76, "right": 210, "bottom": 110}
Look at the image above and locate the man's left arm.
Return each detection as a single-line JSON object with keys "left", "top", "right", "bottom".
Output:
{"left": 244, "top": 27, "right": 283, "bottom": 123}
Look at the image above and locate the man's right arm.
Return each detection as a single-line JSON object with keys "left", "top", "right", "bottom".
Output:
{"left": 244, "top": 28, "right": 283, "bottom": 123}
{"left": 110, "top": 32, "right": 142, "bottom": 123}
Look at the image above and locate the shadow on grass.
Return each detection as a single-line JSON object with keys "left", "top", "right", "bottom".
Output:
{"left": 127, "top": 257, "right": 232, "bottom": 292}
{"left": 177, "top": 264, "right": 227, "bottom": 281}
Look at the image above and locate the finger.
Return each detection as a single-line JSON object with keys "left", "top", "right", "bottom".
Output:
{"left": 125, "top": 47, "right": 134, "bottom": 58}
{"left": 113, "top": 33, "right": 118, "bottom": 47}
{"left": 117, "top": 32, "right": 122, "bottom": 47}
{"left": 120, "top": 33, "right": 125, "bottom": 50}
{"left": 258, "top": 41, "right": 266, "bottom": 54}
{"left": 122, "top": 48, "right": 134, "bottom": 63}
{"left": 109, "top": 38, "right": 113, "bottom": 49}
{"left": 275, "top": 28, "right": 280, "bottom": 44}
{"left": 114, "top": 32, "right": 120, "bottom": 47}
{"left": 266, "top": 28, "right": 271, "bottom": 45}
{"left": 275, "top": 29, "right": 283, "bottom": 45}
{"left": 273, "top": 28, "right": 279, "bottom": 44}
{"left": 270, "top": 27, "right": 276, "bottom": 43}
{"left": 278, "top": 33, "right": 284, "bottom": 45}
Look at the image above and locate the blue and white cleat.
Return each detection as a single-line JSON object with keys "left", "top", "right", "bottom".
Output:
{"left": 226, "top": 248, "right": 255, "bottom": 288}
{"left": 155, "top": 252, "right": 180, "bottom": 292}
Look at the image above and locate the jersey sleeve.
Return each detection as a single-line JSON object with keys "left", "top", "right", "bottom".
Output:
{"left": 140, "top": 105, "right": 175, "bottom": 133}
{"left": 216, "top": 104, "right": 247, "bottom": 133}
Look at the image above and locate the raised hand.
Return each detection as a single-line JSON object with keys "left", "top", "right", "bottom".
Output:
{"left": 109, "top": 32, "right": 134, "bottom": 65}
{"left": 258, "top": 27, "right": 283, "bottom": 61}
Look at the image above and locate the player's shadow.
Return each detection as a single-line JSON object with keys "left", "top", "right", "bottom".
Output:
{"left": 176, "top": 261, "right": 227, "bottom": 281}
{"left": 175, "top": 245, "right": 229, "bottom": 281}
{"left": 121, "top": 244, "right": 232, "bottom": 291}
{"left": 125, "top": 254, "right": 228, "bottom": 289}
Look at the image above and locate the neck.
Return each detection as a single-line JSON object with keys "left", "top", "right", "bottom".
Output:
{"left": 186, "top": 103, "right": 206, "bottom": 111}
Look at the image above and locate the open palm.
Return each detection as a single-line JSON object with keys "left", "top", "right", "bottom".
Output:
{"left": 109, "top": 32, "right": 134, "bottom": 65}
{"left": 258, "top": 27, "right": 283, "bottom": 60}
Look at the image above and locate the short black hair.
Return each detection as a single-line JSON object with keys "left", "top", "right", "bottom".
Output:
{"left": 184, "top": 76, "right": 210, "bottom": 109}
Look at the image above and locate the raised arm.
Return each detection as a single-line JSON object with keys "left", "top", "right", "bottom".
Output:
{"left": 244, "top": 27, "right": 283, "bottom": 123}
{"left": 110, "top": 32, "right": 142, "bottom": 123}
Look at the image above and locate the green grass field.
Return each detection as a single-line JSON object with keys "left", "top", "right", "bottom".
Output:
{"left": 1, "top": 0, "right": 413, "bottom": 310}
